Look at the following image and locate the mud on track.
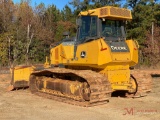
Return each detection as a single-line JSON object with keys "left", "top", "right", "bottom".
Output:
{"left": 0, "top": 73, "right": 160, "bottom": 120}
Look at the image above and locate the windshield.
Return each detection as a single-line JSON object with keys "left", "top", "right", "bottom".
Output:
{"left": 101, "top": 20, "right": 125, "bottom": 41}
{"left": 77, "top": 16, "right": 97, "bottom": 43}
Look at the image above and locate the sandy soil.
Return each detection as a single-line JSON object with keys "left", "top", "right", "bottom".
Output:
{"left": 0, "top": 73, "right": 159, "bottom": 120}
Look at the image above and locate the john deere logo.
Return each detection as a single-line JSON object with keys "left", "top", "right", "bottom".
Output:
{"left": 111, "top": 46, "right": 127, "bottom": 50}
{"left": 80, "top": 51, "right": 86, "bottom": 58}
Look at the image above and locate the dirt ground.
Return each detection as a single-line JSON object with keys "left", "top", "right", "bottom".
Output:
{"left": 0, "top": 73, "right": 159, "bottom": 120}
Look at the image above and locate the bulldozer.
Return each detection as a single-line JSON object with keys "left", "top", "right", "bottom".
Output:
{"left": 8, "top": 6, "right": 152, "bottom": 107}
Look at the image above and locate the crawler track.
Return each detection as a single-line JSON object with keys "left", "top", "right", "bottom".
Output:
{"left": 127, "top": 70, "right": 153, "bottom": 98}
{"left": 29, "top": 68, "right": 112, "bottom": 107}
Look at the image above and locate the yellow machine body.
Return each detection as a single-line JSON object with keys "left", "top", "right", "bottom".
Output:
{"left": 49, "top": 6, "right": 138, "bottom": 92}
{"left": 11, "top": 6, "right": 138, "bottom": 93}
{"left": 50, "top": 38, "right": 138, "bottom": 91}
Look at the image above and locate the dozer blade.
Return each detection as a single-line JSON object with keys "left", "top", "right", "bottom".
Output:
{"left": 7, "top": 66, "right": 35, "bottom": 91}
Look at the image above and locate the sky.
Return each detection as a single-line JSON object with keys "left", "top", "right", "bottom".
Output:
{"left": 13, "top": 0, "right": 72, "bottom": 10}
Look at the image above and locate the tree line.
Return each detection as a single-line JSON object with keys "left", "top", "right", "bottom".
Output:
{"left": 0, "top": 0, "right": 160, "bottom": 67}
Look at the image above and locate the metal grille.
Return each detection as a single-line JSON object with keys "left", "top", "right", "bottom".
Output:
{"left": 110, "top": 7, "right": 131, "bottom": 18}
{"left": 100, "top": 8, "right": 108, "bottom": 16}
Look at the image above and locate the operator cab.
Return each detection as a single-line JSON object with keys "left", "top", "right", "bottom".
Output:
{"left": 76, "top": 16, "right": 126, "bottom": 44}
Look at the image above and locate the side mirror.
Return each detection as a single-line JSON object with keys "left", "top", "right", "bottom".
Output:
{"left": 76, "top": 18, "right": 82, "bottom": 26}
{"left": 63, "top": 31, "right": 70, "bottom": 38}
